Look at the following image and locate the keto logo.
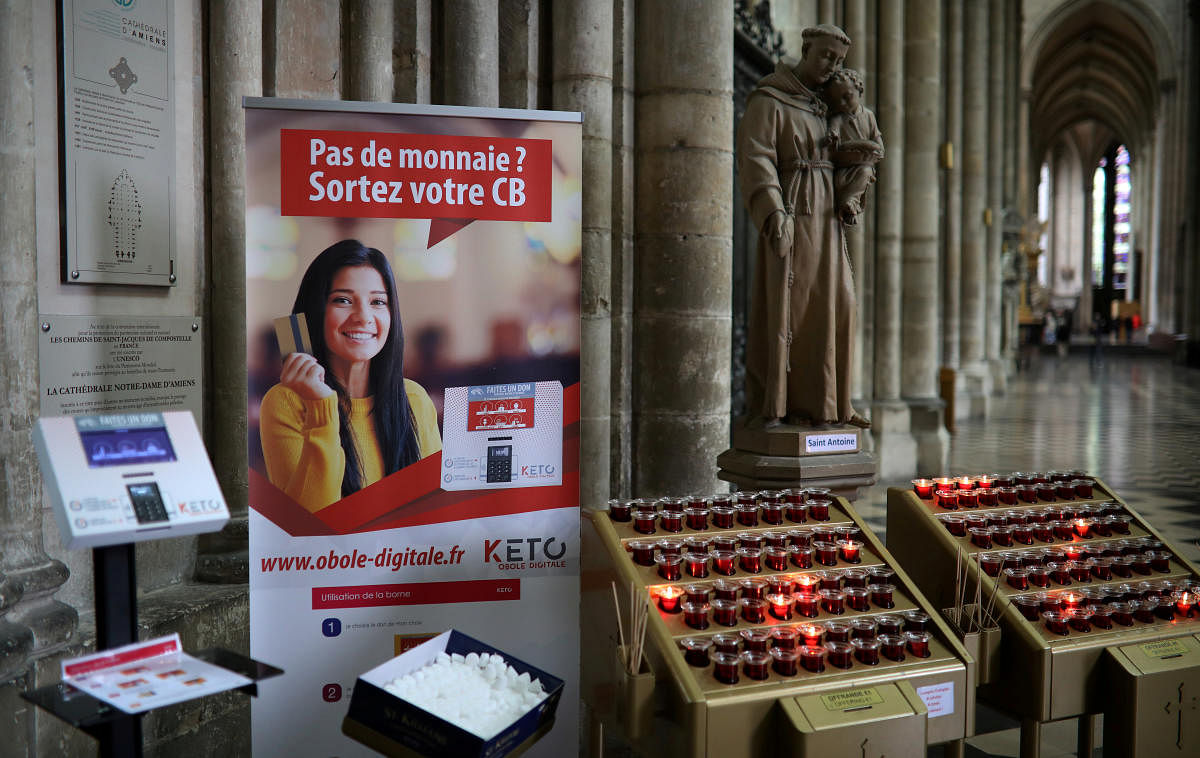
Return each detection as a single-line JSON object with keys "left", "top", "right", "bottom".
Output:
{"left": 520, "top": 464, "right": 555, "bottom": 478}
{"left": 483, "top": 537, "right": 568, "bottom": 570}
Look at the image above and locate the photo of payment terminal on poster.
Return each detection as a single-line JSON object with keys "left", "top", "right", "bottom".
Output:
{"left": 441, "top": 381, "right": 563, "bottom": 490}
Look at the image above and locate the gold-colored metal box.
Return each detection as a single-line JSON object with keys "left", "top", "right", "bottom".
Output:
{"left": 1103, "top": 634, "right": 1200, "bottom": 755}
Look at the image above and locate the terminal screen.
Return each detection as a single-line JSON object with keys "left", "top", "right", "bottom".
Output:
{"left": 80, "top": 426, "right": 177, "bottom": 468}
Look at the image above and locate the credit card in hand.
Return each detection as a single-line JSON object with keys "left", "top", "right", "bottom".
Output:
{"left": 274, "top": 313, "right": 312, "bottom": 355}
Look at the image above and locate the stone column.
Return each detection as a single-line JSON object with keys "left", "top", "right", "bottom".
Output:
{"left": 843, "top": 0, "right": 871, "bottom": 405}
{"left": 817, "top": 0, "right": 836, "bottom": 26}
{"left": 902, "top": 0, "right": 948, "bottom": 474}
{"left": 959, "top": 0, "right": 990, "bottom": 417}
{"left": 443, "top": 0, "right": 499, "bottom": 107}
{"left": 773, "top": 1, "right": 817, "bottom": 56}
{"left": 871, "top": 0, "right": 917, "bottom": 478}
{"left": 553, "top": 2, "right": 613, "bottom": 509}
{"left": 267, "top": 1, "right": 341, "bottom": 98}
{"left": 942, "top": 0, "right": 963, "bottom": 418}
{"left": 0, "top": 0, "right": 76, "bottom": 684}
{"left": 634, "top": 1, "right": 731, "bottom": 495}
{"left": 500, "top": 0, "right": 540, "bottom": 108}
{"left": 200, "top": 0, "right": 262, "bottom": 583}
{"left": 395, "top": 0, "right": 432, "bottom": 103}
{"left": 611, "top": 0, "right": 635, "bottom": 496}
{"left": 346, "top": 0, "right": 394, "bottom": 102}
{"left": 986, "top": 0, "right": 1006, "bottom": 388}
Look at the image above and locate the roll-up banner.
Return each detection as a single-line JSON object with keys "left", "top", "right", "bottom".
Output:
{"left": 244, "top": 99, "right": 582, "bottom": 757}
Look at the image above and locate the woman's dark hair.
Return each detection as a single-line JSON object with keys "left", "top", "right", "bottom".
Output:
{"left": 292, "top": 239, "right": 420, "bottom": 495}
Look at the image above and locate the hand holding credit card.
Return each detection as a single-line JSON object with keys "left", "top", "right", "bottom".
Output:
{"left": 274, "top": 313, "right": 312, "bottom": 355}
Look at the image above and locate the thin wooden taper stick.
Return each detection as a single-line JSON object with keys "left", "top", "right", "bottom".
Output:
{"left": 611, "top": 582, "right": 626, "bottom": 656}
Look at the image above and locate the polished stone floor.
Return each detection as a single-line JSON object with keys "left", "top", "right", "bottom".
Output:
{"left": 856, "top": 350, "right": 1200, "bottom": 757}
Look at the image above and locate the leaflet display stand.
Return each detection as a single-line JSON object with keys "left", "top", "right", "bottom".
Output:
{"left": 23, "top": 412, "right": 283, "bottom": 757}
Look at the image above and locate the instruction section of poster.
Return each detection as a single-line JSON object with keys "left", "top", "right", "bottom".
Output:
{"left": 62, "top": 634, "right": 250, "bottom": 715}
{"left": 61, "top": 0, "right": 175, "bottom": 285}
{"left": 39, "top": 314, "right": 202, "bottom": 422}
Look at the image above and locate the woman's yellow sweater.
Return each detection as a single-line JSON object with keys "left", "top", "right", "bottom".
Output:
{"left": 260, "top": 379, "right": 441, "bottom": 513}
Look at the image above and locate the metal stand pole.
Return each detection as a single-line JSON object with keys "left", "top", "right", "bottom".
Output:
{"left": 92, "top": 544, "right": 143, "bottom": 758}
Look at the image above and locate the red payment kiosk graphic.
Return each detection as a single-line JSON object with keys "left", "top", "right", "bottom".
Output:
{"left": 442, "top": 382, "right": 563, "bottom": 491}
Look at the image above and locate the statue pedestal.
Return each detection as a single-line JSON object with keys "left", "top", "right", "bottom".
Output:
{"left": 716, "top": 420, "right": 877, "bottom": 501}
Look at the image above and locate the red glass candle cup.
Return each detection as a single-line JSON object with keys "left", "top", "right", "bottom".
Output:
{"left": 1073, "top": 519, "right": 1093, "bottom": 539}
{"left": 735, "top": 491, "right": 757, "bottom": 507}
{"left": 1067, "top": 561, "right": 1091, "bottom": 583}
{"left": 1090, "top": 605, "right": 1113, "bottom": 629}
{"left": 969, "top": 527, "right": 993, "bottom": 549}
{"left": 869, "top": 583, "right": 896, "bottom": 609}
{"left": 764, "top": 545, "right": 790, "bottom": 572}
{"left": 905, "top": 630, "right": 932, "bottom": 657}
{"left": 737, "top": 547, "right": 763, "bottom": 574}
{"left": 684, "top": 506, "right": 710, "bottom": 531}
{"left": 761, "top": 503, "right": 785, "bottom": 526}
{"left": 1134, "top": 599, "right": 1157, "bottom": 623}
{"left": 815, "top": 570, "right": 842, "bottom": 591}
{"left": 880, "top": 633, "right": 906, "bottom": 661}
{"left": 767, "top": 593, "right": 794, "bottom": 620}
{"left": 1091, "top": 518, "right": 1113, "bottom": 538}
{"left": 940, "top": 515, "right": 967, "bottom": 537}
{"left": 1035, "top": 483, "right": 1057, "bottom": 502}
{"left": 1013, "top": 523, "right": 1035, "bottom": 545}
{"left": 740, "top": 577, "right": 767, "bottom": 600}
{"left": 977, "top": 489, "right": 999, "bottom": 507}
{"left": 712, "top": 578, "right": 740, "bottom": 601}
{"left": 814, "top": 540, "right": 839, "bottom": 567}
{"left": 1071, "top": 479, "right": 1094, "bottom": 498}
{"left": 629, "top": 539, "right": 656, "bottom": 566}
{"left": 1109, "top": 601, "right": 1134, "bottom": 626}
{"left": 741, "top": 598, "right": 767, "bottom": 623}
{"left": 784, "top": 501, "right": 809, "bottom": 523}
{"left": 800, "top": 644, "right": 827, "bottom": 672}
{"left": 956, "top": 476, "right": 975, "bottom": 491}
{"left": 912, "top": 479, "right": 935, "bottom": 499}
{"left": 852, "top": 637, "right": 882, "bottom": 665}
{"left": 710, "top": 494, "right": 734, "bottom": 509}
{"left": 996, "top": 487, "right": 1019, "bottom": 505}
{"left": 711, "top": 550, "right": 736, "bottom": 576}
{"left": 767, "top": 575, "right": 796, "bottom": 596}
{"left": 840, "top": 569, "right": 868, "bottom": 589}
{"left": 1109, "top": 515, "right": 1132, "bottom": 535}
{"left": 836, "top": 524, "right": 864, "bottom": 542}
{"left": 1014, "top": 594, "right": 1042, "bottom": 620}
{"left": 1109, "top": 555, "right": 1133, "bottom": 578}
{"left": 682, "top": 600, "right": 710, "bottom": 629}
{"left": 608, "top": 499, "right": 632, "bottom": 522}
{"left": 844, "top": 587, "right": 870, "bottom": 612}
{"left": 958, "top": 489, "right": 979, "bottom": 508}
{"left": 681, "top": 637, "right": 712, "bottom": 667}
{"left": 1005, "top": 567, "right": 1030, "bottom": 591}
{"left": 1060, "top": 591, "right": 1085, "bottom": 611}
{"left": 790, "top": 545, "right": 815, "bottom": 569}
{"left": 1049, "top": 520, "right": 1072, "bottom": 541}
{"left": 657, "top": 585, "right": 684, "bottom": 613}
{"left": 684, "top": 583, "right": 711, "bottom": 604}
{"left": 1047, "top": 562, "right": 1071, "bottom": 585}
{"left": 901, "top": 610, "right": 930, "bottom": 633}
{"left": 682, "top": 552, "right": 709, "bottom": 579}
{"left": 798, "top": 622, "right": 824, "bottom": 647}
{"left": 710, "top": 505, "right": 735, "bottom": 529}
{"left": 1149, "top": 551, "right": 1172, "bottom": 572}
{"left": 935, "top": 489, "right": 960, "bottom": 510}
{"left": 761, "top": 530, "right": 787, "bottom": 549}
{"left": 633, "top": 510, "right": 659, "bottom": 535}
{"left": 1016, "top": 485, "right": 1039, "bottom": 504}
{"left": 794, "top": 573, "right": 821, "bottom": 596}
{"left": 992, "top": 525, "right": 1015, "bottom": 547}
{"left": 875, "top": 615, "right": 903, "bottom": 636}
{"left": 849, "top": 617, "right": 878, "bottom": 639}
{"left": 712, "top": 651, "right": 741, "bottom": 684}
{"left": 737, "top": 531, "right": 764, "bottom": 550}
{"left": 1090, "top": 557, "right": 1113, "bottom": 581}
{"left": 657, "top": 540, "right": 684, "bottom": 558}
{"left": 794, "top": 592, "right": 820, "bottom": 618}
{"left": 1066, "top": 608, "right": 1092, "bottom": 632}
{"left": 838, "top": 540, "right": 864, "bottom": 564}
{"left": 770, "top": 626, "right": 799, "bottom": 649}
{"left": 819, "top": 588, "right": 846, "bottom": 615}
{"left": 979, "top": 552, "right": 1004, "bottom": 576}
{"left": 684, "top": 536, "right": 711, "bottom": 555}
{"left": 807, "top": 498, "right": 832, "bottom": 521}
{"left": 712, "top": 598, "right": 739, "bottom": 626}
{"left": 739, "top": 628, "right": 770, "bottom": 653}
{"left": 786, "top": 529, "right": 813, "bottom": 548}
{"left": 656, "top": 554, "right": 683, "bottom": 581}
{"left": 712, "top": 633, "right": 740, "bottom": 655}
{"left": 825, "top": 640, "right": 854, "bottom": 669}
{"left": 770, "top": 647, "right": 800, "bottom": 676}
{"left": 1028, "top": 566, "right": 1051, "bottom": 588}
{"left": 1055, "top": 481, "right": 1076, "bottom": 500}
{"left": 659, "top": 510, "right": 683, "bottom": 533}
{"left": 734, "top": 503, "right": 758, "bottom": 528}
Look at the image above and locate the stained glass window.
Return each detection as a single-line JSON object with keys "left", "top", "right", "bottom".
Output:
{"left": 1091, "top": 161, "right": 1106, "bottom": 287}
{"left": 1112, "top": 146, "right": 1131, "bottom": 290}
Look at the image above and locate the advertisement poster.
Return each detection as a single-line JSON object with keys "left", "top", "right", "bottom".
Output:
{"left": 245, "top": 100, "right": 581, "bottom": 757}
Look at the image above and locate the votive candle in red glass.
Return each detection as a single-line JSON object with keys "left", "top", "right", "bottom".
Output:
{"left": 737, "top": 531, "right": 764, "bottom": 550}
{"left": 1109, "top": 601, "right": 1134, "bottom": 625}
{"left": 768, "top": 574, "right": 796, "bottom": 596}
{"left": 814, "top": 540, "right": 839, "bottom": 566}
{"left": 712, "top": 651, "right": 740, "bottom": 684}
{"left": 1028, "top": 566, "right": 1051, "bottom": 588}
{"left": 869, "top": 583, "right": 896, "bottom": 609}
{"left": 849, "top": 617, "right": 877, "bottom": 640}
{"left": 657, "top": 585, "right": 684, "bottom": 613}
{"left": 996, "top": 487, "right": 1019, "bottom": 505}
{"left": 1090, "top": 605, "right": 1113, "bottom": 629}
{"left": 808, "top": 498, "right": 832, "bottom": 521}
{"left": 770, "top": 626, "right": 799, "bottom": 649}
{"left": 852, "top": 637, "right": 881, "bottom": 665}
{"left": 741, "top": 597, "right": 767, "bottom": 623}
{"left": 905, "top": 631, "right": 933, "bottom": 657}
{"left": 840, "top": 569, "right": 868, "bottom": 589}
{"left": 764, "top": 545, "right": 790, "bottom": 572}
{"left": 969, "top": 527, "right": 993, "bottom": 549}
{"left": 1060, "top": 590, "right": 1085, "bottom": 611}
{"left": 684, "top": 506, "right": 709, "bottom": 530}
{"left": 1052, "top": 520, "right": 1075, "bottom": 541}
{"left": 712, "top": 633, "right": 740, "bottom": 655}
{"left": 735, "top": 491, "right": 757, "bottom": 507}
{"left": 770, "top": 647, "right": 799, "bottom": 676}
{"left": 712, "top": 598, "right": 739, "bottom": 626}
{"left": 656, "top": 554, "right": 682, "bottom": 581}
{"left": 1073, "top": 519, "right": 1092, "bottom": 539}
{"left": 660, "top": 510, "right": 683, "bottom": 533}
{"left": 1033, "top": 522, "right": 1055, "bottom": 543}
{"left": 1134, "top": 599, "right": 1157, "bottom": 623}
{"left": 1110, "top": 555, "right": 1133, "bottom": 578}
{"left": 844, "top": 587, "right": 870, "bottom": 612}
{"left": 1042, "top": 611, "right": 1070, "bottom": 635}
{"left": 1091, "top": 518, "right": 1113, "bottom": 538}
{"left": 683, "top": 601, "right": 711, "bottom": 629}
{"left": 1047, "top": 562, "right": 1071, "bottom": 585}
{"left": 819, "top": 588, "right": 845, "bottom": 615}
{"left": 683, "top": 552, "right": 709, "bottom": 579}
{"left": 658, "top": 540, "right": 683, "bottom": 558}
{"left": 798, "top": 622, "right": 824, "bottom": 647}
{"left": 740, "top": 577, "right": 767, "bottom": 600}
{"left": 1091, "top": 557, "right": 1113, "bottom": 581}
{"left": 738, "top": 547, "right": 763, "bottom": 574}
{"left": 1016, "top": 485, "right": 1039, "bottom": 504}
{"left": 935, "top": 489, "right": 960, "bottom": 510}
{"left": 1154, "top": 600, "right": 1176, "bottom": 621}
{"left": 762, "top": 530, "right": 787, "bottom": 549}
{"left": 1014, "top": 594, "right": 1042, "bottom": 620}
{"left": 876, "top": 615, "right": 903, "bottom": 635}
{"left": 681, "top": 636, "right": 712, "bottom": 667}
{"left": 1176, "top": 592, "right": 1197, "bottom": 618}
{"left": 956, "top": 475, "right": 974, "bottom": 491}
{"left": 1013, "top": 523, "right": 1035, "bottom": 545}
{"left": 634, "top": 510, "right": 658, "bottom": 534}
{"left": 790, "top": 545, "right": 814, "bottom": 569}
{"left": 684, "top": 583, "right": 711, "bottom": 604}
{"left": 684, "top": 536, "right": 711, "bottom": 555}
{"left": 1072, "top": 479, "right": 1094, "bottom": 498}
{"left": 941, "top": 516, "right": 967, "bottom": 537}
{"left": 825, "top": 640, "right": 854, "bottom": 669}
{"left": 1149, "top": 551, "right": 1172, "bottom": 572}
{"left": 629, "top": 539, "right": 656, "bottom": 566}
{"left": 734, "top": 503, "right": 759, "bottom": 528}
{"left": 815, "top": 570, "right": 842, "bottom": 591}
{"left": 911, "top": 479, "right": 935, "bottom": 499}
{"left": 711, "top": 505, "right": 735, "bottom": 529}
{"left": 1068, "top": 561, "right": 1091, "bottom": 583}
{"left": 800, "top": 644, "right": 827, "bottom": 672}
{"left": 1055, "top": 481, "right": 1076, "bottom": 500}
{"left": 787, "top": 529, "right": 813, "bottom": 548}
{"left": 785, "top": 501, "right": 809, "bottom": 523}
{"left": 958, "top": 489, "right": 979, "bottom": 508}
{"left": 1005, "top": 567, "right": 1030, "bottom": 590}
{"left": 761, "top": 502, "right": 785, "bottom": 525}
{"left": 608, "top": 499, "right": 632, "bottom": 522}
{"left": 712, "top": 550, "right": 736, "bottom": 576}
{"left": 977, "top": 488, "right": 999, "bottom": 507}
{"left": 992, "top": 525, "right": 1015, "bottom": 547}
{"left": 901, "top": 610, "right": 930, "bottom": 632}
{"left": 794, "top": 573, "right": 821, "bottom": 596}
{"left": 712, "top": 578, "right": 739, "bottom": 601}
{"left": 932, "top": 476, "right": 955, "bottom": 492}
{"left": 1035, "top": 483, "right": 1057, "bottom": 502}
{"left": 768, "top": 593, "right": 794, "bottom": 620}
{"left": 880, "top": 633, "right": 906, "bottom": 661}
{"left": 838, "top": 540, "right": 863, "bottom": 564}
{"left": 739, "top": 628, "right": 770, "bottom": 653}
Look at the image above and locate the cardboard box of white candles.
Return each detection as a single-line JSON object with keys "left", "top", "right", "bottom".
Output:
{"left": 342, "top": 629, "right": 564, "bottom": 758}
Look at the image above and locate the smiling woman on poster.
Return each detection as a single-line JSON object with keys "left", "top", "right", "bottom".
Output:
{"left": 260, "top": 239, "right": 441, "bottom": 513}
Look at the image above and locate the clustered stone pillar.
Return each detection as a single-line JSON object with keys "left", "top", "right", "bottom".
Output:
{"left": 959, "top": 0, "right": 989, "bottom": 416}
{"left": 395, "top": 0, "right": 432, "bottom": 103}
{"left": 901, "top": 0, "right": 948, "bottom": 474}
{"left": 843, "top": 0, "right": 871, "bottom": 405}
{"left": 0, "top": 0, "right": 76, "bottom": 689}
{"left": 634, "top": 1, "right": 731, "bottom": 496}
{"left": 199, "top": 0, "right": 261, "bottom": 583}
{"left": 870, "top": 0, "right": 916, "bottom": 478}
{"left": 611, "top": 0, "right": 635, "bottom": 496}
{"left": 553, "top": 2, "right": 613, "bottom": 509}
{"left": 942, "top": 0, "right": 963, "bottom": 380}
{"left": 500, "top": 0, "right": 539, "bottom": 109}
{"left": 986, "top": 0, "right": 1007, "bottom": 388}
{"left": 443, "top": 0, "right": 499, "bottom": 107}
{"left": 270, "top": 1, "right": 341, "bottom": 98}
{"left": 346, "top": 0, "right": 394, "bottom": 102}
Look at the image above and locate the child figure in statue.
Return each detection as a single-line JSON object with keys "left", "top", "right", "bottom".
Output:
{"left": 823, "top": 68, "right": 884, "bottom": 226}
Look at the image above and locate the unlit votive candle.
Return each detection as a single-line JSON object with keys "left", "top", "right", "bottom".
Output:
{"left": 869, "top": 583, "right": 896, "bottom": 609}
{"left": 712, "top": 633, "right": 740, "bottom": 655}
{"left": 770, "top": 626, "right": 799, "bottom": 649}
{"left": 849, "top": 617, "right": 878, "bottom": 639}
{"left": 655, "top": 554, "right": 682, "bottom": 581}
{"left": 785, "top": 501, "right": 809, "bottom": 523}
{"left": 819, "top": 588, "right": 846, "bottom": 615}
{"left": 683, "top": 552, "right": 709, "bottom": 579}
{"left": 790, "top": 545, "right": 814, "bottom": 569}
{"left": 659, "top": 510, "right": 683, "bottom": 533}
{"left": 852, "top": 637, "right": 881, "bottom": 665}
{"left": 905, "top": 630, "right": 932, "bottom": 657}
{"left": 684, "top": 506, "right": 709, "bottom": 530}
{"left": 935, "top": 490, "right": 960, "bottom": 510}
{"left": 712, "top": 598, "right": 738, "bottom": 626}
{"left": 901, "top": 610, "right": 930, "bottom": 632}
{"left": 880, "top": 634, "right": 906, "bottom": 661}
{"left": 737, "top": 547, "right": 763, "bottom": 574}
{"left": 844, "top": 587, "right": 870, "bottom": 612}
{"left": 768, "top": 574, "right": 796, "bottom": 596}
{"left": 958, "top": 489, "right": 979, "bottom": 508}
{"left": 941, "top": 515, "right": 967, "bottom": 537}
{"left": 761, "top": 503, "right": 785, "bottom": 526}
{"left": 739, "top": 628, "right": 770, "bottom": 653}
{"left": 712, "top": 651, "right": 740, "bottom": 684}
{"left": 629, "top": 539, "right": 656, "bottom": 566}
{"left": 683, "top": 583, "right": 711, "bottom": 604}
{"left": 740, "top": 577, "right": 767, "bottom": 600}
{"left": 682, "top": 600, "right": 710, "bottom": 629}
{"left": 807, "top": 498, "right": 832, "bottom": 521}
{"left": 735, "top": 503, "right": 759, "bottom": 528}
{"left": 608, "top": 499, "right": 632, "bottom": 522}
{"left": 634, "top": 509, "right": 659, "bottom": 534}
{"left": 711, "top": 550, "right": 736, "bottom": 576}
{"left": 814, "top": 541, "right": 839, "bottom": 566}
{"left": 681, "top": 637, "right": 712, "bottom": 667}
{"left": 1014, "top": 594, "right": 1041, "bottom": 620}
{"left": 800, "top": 644, "right": 827, "bottom": 672}
{"left": 795, "top": 593, "right": 820, "bottom": 618}
{"left": 977, "top": 488, "right": 999, "bottom": 507}
{"left": 764, "top": 545, "right": 790, "bottom": 572}
{"left": 711, "top": 505, "right": 735, "bottom": 529}
{"left": 770, "top": 647, "right": 800, "bottom": 676}
{"left": 825, "top": 640, "right": 854, "bottom": 669}
{"left": 712, "top": 578, "right": 739, "bottom": 601}
{"left": 875, "top": 615, "right": 904, "bottom": 635}
{"left": 741, "top": 597, "right": 767, "bottom": 624}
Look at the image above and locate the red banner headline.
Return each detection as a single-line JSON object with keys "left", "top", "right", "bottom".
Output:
{"left": 311, "top": 579, "right": 521, "bottom": 609}
{"left": 280, "top": 129, "right": 552, "bottom": 221}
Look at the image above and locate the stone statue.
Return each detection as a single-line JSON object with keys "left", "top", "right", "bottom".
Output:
{"left": 737, "top": 24, "right": 872, "bottom": 430}
{"left": 823, "top": 68, "right": 884, "bottom": 226}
